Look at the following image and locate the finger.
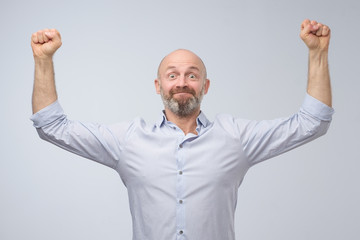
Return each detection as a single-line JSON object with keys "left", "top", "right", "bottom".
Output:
{"left": 316, "top": 24, "right": 323, "bottom": 36}
{"left": 37, "top": 31, "right": 45, "bottom": 43}
{"left": 322, "top": 25, "right": 330, "bottom": 36}
{"left": 44, "top": 31, "right": 54, "bottom": 40}
{"left": 47, "top": 29, "right": 62, "bottom": 49}
{"left": 45, "top": 29, "right": 60, "bottom": 41}
{"left": 31, "top": 32, "right": 39, "bottom": 44}
{"left": 42, "top": 28, "right": 50, "bottom": 42}
{"left": 309, "top": 22, "right": 320, "bottom": 33}
{"left": 301, "top": 19, "right": 320, "bottom": 34}
{"left": 300, "top": 21, "right": 314, "bottom": 40}
{"left": 304, "top": 20, "right": 318, "bottom": 33}
{"left": 301, "top": 19, "right": 311, "bottom": 30}
{"left": 301, "top": 20, "right": 311, "bottom": 33}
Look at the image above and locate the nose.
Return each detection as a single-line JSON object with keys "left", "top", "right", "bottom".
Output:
{"left": 175, "top": 75, "right": 188, "bottom": 88}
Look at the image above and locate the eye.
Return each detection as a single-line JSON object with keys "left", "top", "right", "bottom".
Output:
{"left": 169, "top": 74, "right": 176, "bottom": 79}
{"left": 189, "top": 74, "right": 196, "bottom": 79}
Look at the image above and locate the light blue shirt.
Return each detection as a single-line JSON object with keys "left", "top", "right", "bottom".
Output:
{"left": 31, "top": 94, "right": 333, "bottom": 240}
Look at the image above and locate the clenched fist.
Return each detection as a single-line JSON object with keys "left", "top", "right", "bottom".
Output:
{"left": 31, "top": 29, "right": 62, "bottom": 59}
{"left": 300, "top": 19, "right": 331, "bottom": 52}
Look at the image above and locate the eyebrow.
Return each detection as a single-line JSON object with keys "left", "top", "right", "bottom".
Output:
{"left": 165, "top": 66, "right": 201, "bottom": 72}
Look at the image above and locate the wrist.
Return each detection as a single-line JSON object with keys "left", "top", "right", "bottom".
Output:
{"left": 34, "top": 56, "right": 53, "bottom": 64}
{"left": 309, "top": 48, "right": 328, "bottom": 57}
{"left": 309, "top": 49, "right": 328, "bottom": 64}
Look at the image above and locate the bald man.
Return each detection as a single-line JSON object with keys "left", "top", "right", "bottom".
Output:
{"left": 30, "top": 19, "right": 334, "bottom": 240}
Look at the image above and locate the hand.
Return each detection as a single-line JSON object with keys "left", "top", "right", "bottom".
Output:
{"left": 300, "top": 19, "right": 330, "bottom": 52}
{"left": 31, "top": 29, "right": 62, "bottom": 59}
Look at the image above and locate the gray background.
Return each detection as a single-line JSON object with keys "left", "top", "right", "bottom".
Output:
{"left": 1, "top": 0, "right": 359, "bottom": 239}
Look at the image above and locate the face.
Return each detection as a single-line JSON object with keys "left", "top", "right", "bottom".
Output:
{"left": 155, "top": 50, "right": 210, "bottom": 117}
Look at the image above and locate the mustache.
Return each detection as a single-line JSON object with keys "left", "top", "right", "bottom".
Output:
{"left": 170, "top": 87, "right": 196, "bottom": 96}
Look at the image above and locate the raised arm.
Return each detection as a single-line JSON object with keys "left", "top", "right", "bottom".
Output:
{"left": 30, "top": 29, "right": 126, "bottom": 168}
{"left": 300, "top": 19, "right": 332, "bottom": 107}
{"left": 31, "top": 29, "right": 62, "bottom": 113}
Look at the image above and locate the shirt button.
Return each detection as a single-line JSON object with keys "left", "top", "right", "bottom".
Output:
{"left": 179, "top": 200, "right": 183, "bottom": 204}
{"left": 179, "top": 144, "right": 183, "bottom": 148}
{"left": 179, "top": 171, "right": 183, "bottom": 175}
{"left": 179, "top": 230, "right": 183, "bottom": 234}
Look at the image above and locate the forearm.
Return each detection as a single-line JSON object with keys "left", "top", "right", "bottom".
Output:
{"left": 32, "top": 57, "right": 58, "bottom": 113}
{"left": 307, "top": 50, "right": 332, "bottom": 107}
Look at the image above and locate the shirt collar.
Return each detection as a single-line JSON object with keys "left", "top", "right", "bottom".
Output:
{"left": 156, "top": 111, "right": 167, "bottom": 128}
{"left": 155, "top": 110, "right": 210, "bottom": 128}
{"left": 197, "top": 111, "right": 210, "bottom": 128}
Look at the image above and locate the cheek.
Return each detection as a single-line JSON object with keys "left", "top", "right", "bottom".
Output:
{"left": 190, "top": 82, "right": 204, "bottom": 92}
{"left": 161, "top": 85, "right": 171, "bottom": 93}
{"left": 159, "top": 83, "right": 173, "bottom": 96}
{"left": 162, "top": 82, "right": 177, "bottom": 91}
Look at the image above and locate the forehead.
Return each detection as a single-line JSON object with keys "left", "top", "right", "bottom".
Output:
{"left": 158, "top": 50, "right": 205, "bottom": 74}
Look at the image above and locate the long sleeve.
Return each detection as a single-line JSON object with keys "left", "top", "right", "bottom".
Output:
{"left": 235, "top": 94, "right": 334, "bottom": 166}
{"left": 30, "top": 101, "right": 130, "bottom": 169}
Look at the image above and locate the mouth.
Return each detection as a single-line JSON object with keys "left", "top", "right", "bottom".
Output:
{"left": 171, "top": 89, "right": 196, "bottom": 97}
{"left": 173, "top": 92, "right": 193, "bottom": 96}
{"left": 172, "top": 92, "right": 195, "bottom": 100}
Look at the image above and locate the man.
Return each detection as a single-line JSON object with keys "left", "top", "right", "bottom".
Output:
{"left": 30, "top": 19, "right": 334, "bottom": 240}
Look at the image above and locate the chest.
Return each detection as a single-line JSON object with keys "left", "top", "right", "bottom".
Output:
{"left": 116, "top": 127, "right": 250, "bottom": 190}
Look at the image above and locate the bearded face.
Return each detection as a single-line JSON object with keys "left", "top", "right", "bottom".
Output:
{"left": 155, "top": 50, "right": 210, "bottom": 117}
{"left": 160, "top": 84, "right": 205, "bottom": 118}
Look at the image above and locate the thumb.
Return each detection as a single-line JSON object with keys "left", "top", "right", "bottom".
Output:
{"left": 44, "top": 31, "right": 54, "bottom": 39}
{"left": 44, "top": 29, "right": 60, "bottom": 41}
{"left": 45, "top": 29, "right": 62, "bottom": 49}
{"left": 300, "top": 20, "right": 316, "bottom": 41}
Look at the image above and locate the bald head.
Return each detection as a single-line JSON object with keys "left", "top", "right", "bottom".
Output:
{"left": 157, "top": 49, "right": 207, "bottom": 80}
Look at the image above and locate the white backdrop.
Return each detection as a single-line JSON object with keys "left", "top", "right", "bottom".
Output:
{"left": 1, "top": 0, "right": 359, "bottom": 239}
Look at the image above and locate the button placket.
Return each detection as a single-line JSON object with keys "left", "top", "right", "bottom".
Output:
{"left": 176, "top": 137, "right": 185, "bottom": 238}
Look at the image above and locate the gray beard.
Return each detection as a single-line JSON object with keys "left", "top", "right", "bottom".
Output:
{"left": 160, "top": 87, "right": 204, "bottom": 118}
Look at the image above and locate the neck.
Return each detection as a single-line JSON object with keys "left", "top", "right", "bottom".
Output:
{"left": 164, "top": 108, "right": 200, "bottom": 135}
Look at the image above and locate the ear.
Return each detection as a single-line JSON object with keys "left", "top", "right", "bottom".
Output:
{"left": 154, "top": 79, "right": 161, "bottom": 94}
{"left": 203, "top": 79, "right": 210, "bottom": 94}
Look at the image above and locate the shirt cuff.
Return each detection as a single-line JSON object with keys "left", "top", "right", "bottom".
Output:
{"left": 30, "top": 100, "right": 65, "bottom": 128}
{"left": 301, "top": 93, "right": 334, "bottom": 121}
